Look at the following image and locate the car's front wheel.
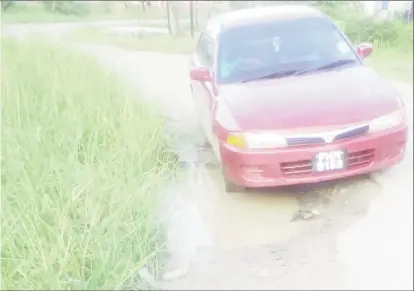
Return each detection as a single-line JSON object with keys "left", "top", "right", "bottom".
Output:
{"left": 224, "top": 179, "right": 244, "bottom": 193}
{"left": 215, "top": 141, "right": 244, "bottom": 193}
{"left": 221, "top": 168, "right": 245, "bottom": 193}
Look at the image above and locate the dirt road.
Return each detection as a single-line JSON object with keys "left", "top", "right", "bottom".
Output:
{"left": 73, "top": 45, "right": 412, "bottom": 290}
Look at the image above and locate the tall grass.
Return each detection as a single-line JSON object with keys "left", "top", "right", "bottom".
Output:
{"left": 1, "top": 38, "right": 176, "bottom": 289}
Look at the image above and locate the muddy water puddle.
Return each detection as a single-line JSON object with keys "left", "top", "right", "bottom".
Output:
{"left": 188, "top": 167, "right": 303, "bottom": 249}
{"left": 158, "top": 142, "right": 381, "bottom": 289}
{"left": 160, "top": 140, "right": 379, "bottom": 269}
{"left": 162, "top": 137, "right": 306, "bottom": 248}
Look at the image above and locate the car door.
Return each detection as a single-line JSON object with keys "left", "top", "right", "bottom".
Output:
{"left": 191, "top": 33, "right": 216, "bottom": 147}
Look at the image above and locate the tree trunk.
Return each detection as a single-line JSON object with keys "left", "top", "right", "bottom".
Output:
{"left": 104, "top": 2, "right": 110, "bottom": 12}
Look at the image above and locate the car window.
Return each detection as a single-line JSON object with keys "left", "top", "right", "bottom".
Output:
{"left": 217, "top": 17, "right": 358, "bottom": 84}
{"left": 196, "top": 33, "right": 214, "bottom": 68}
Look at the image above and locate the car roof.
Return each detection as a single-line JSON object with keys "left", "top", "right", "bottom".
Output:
{"left": 208, "top": 5, "right": 325, "bottom": 35}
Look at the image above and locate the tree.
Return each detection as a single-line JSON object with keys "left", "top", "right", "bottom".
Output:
{"left": 1, "top": 1, "right": 14, "bottom": 12}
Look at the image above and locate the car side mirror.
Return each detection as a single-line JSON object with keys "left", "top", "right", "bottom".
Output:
{"left": 190, "top": 67, "right": 212, "bottom": 82}
{"left": 356, "top": 43, "right": 373, "bottom": 59}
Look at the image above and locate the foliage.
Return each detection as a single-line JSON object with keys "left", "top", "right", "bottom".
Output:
{"left": 1, "top": 0, "right": 14, "bottom": 12}
{"left": 42, "top": 1, "right": 91, "bottom": 17}
{"left": 317, "top": 1, "right": 413, "bottom": 51}
{"left": 1, "top": 38, "right": 176, "bottom": 289}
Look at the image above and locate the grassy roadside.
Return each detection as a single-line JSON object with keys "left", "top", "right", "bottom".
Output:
{"left": 366, "top": 44, "right": 413, "bottom": 83}
{"left": 1, "top": 38, "right": 177, "bottom": 289}
{"left": 0, "top": 2, "right": 226, "bottom": 24}
{"left": 67, "top": 26, "right": 413, "bottom": 82}
{"left": 67, "top": 27, "right": 197, "bottom": 55}
{"left": 0, "top": 4, "right": 167, "bottom": 24}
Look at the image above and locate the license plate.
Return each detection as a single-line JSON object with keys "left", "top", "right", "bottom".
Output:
{"left": 313, "top": 150, "right": 347, "bottom": 172}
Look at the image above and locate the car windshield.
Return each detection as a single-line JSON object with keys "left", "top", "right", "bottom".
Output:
{"left": 217, "top": 16, "right": 359, "bottom": 84}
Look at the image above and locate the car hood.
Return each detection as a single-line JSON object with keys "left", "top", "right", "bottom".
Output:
{"left": 220, "top": 66, "right": 403, "bottom": 132}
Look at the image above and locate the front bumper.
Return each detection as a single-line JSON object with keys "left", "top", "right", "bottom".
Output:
{"left": 219, "top": 126, "right": 408, "bottom": 188}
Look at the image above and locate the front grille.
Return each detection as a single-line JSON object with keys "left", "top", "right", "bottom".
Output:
{"left": 347, "top": 149, "right": 375, "bottom": 169}
{"left": 280, "top": 149, "right": 375, "bottom": 176}
{"left": 286, "top": 125, "right": 369, "bottom": 146}
{"left": 281, "top": 160, "right": 313, "bottom": 176}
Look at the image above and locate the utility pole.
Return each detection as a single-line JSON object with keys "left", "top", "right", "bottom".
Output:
{"left": 168, "top": 2, "right": 180, "bottom": 37}
{"left": 190, "top": 1, "right": 194, "bottom": 38}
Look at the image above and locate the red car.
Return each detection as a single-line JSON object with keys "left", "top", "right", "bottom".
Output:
{"left": 189, "top": 5, "right": 408, "bottom": 192}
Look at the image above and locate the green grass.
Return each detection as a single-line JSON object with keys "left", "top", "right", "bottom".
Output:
{"left": 367, "top": 43, "right": 413, "bottom": 83}
{"left": 1, "top": 38, "right": 177, "bottom": 289}
{"left": 0, "top": 3, "right": 168, "bottom": 24}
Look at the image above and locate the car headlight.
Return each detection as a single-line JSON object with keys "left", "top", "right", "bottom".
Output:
{"left": 369, "top": 110, "right": 404, "bottom": 133}
{"left": 226, "top": 132, "right": 287, "bottom": 148}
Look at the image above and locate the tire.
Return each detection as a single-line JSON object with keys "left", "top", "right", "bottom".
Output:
{"left": 224, "top": 179, "right": 243, "bottom": 193}
{"left": 192, "top": 92, "right": 210, "bottom": 148}
{"left": 222, "top": 168, "right": 244, "bottom": 193}
{"left": 216, "top": 142, "right": 244, "bottom": 193}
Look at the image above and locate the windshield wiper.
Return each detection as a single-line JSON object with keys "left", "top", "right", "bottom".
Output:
{"left": 240, "top": 69, "right": 298, "bottom": 83}
{"left": 239, "top": 59, "right": 357, "bottom": 83}
{"left": 293, "top": 59, "right": 357, "bottom": 76}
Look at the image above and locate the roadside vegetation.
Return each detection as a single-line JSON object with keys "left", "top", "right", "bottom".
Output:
{"left": 321, "top": 2, "right": 413, "bottom": 82}
{"left": 68, "top": 27, "right": 197, "bottom": 55}
{"left": 1, "top": 38, "right": 177, "bottom": 289}
{"left": 0, "top": 1, "right": 166, "bottom": 23}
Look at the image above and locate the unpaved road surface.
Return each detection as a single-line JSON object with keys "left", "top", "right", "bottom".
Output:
{"left": 74, "top": 45, "right": 413, "bottom": 290}
{"left": 2, "top": 24, "right": 412, "bottom": 289}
